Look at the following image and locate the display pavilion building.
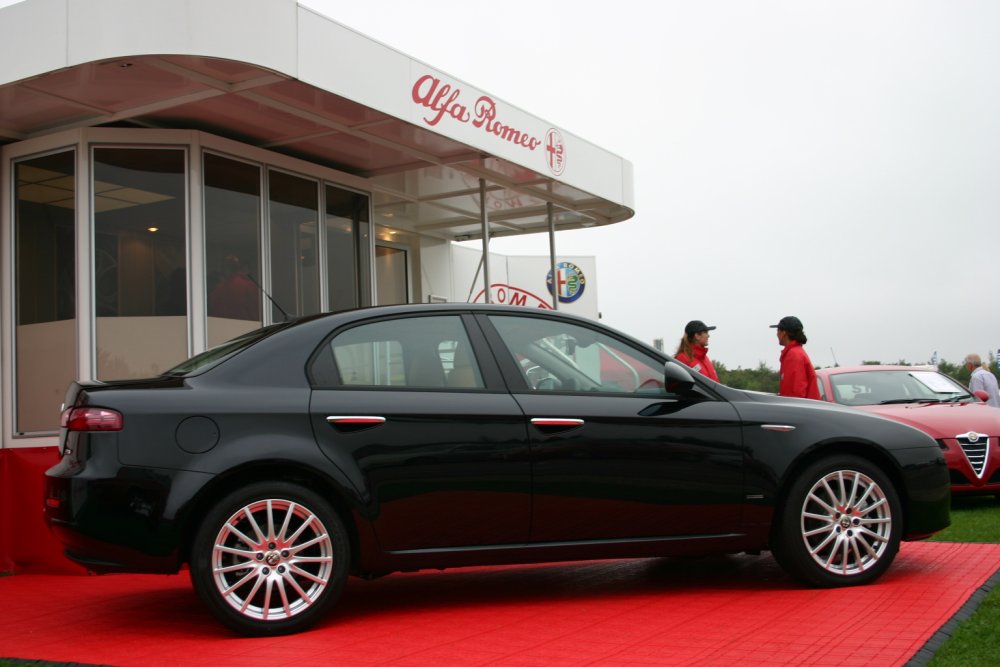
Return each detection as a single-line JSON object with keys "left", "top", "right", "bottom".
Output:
{"left": 0, "top": 0, "right": 634, "bottom": 572}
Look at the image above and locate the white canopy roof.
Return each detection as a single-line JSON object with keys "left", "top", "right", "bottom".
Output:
{"left": 0, "top": 0, "right": 634, "bottom": 241}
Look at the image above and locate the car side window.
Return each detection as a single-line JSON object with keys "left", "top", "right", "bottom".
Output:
{"left": 488, "top": 315, "right": 667, "bottom": 394}
{"left": 312, "top": 315, "right": 485, "bottom": 389}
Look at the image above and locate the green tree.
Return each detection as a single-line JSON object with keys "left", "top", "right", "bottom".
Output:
{"left": 715, "top": 360, "right": 780, "bottom": 393}
{"left": 937, "top": 359, "right": 969, "bottom": 385}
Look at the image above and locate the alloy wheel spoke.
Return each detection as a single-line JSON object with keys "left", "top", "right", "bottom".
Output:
{"left": 290, "top": 563, "right": 329, "bottom": 586}
{"left": 265, "top": 500, "right": 277, "bottom": 544}
{"left": 236, "top": 572, "right": 266, "bottom": 612}
{"left": 857, "top": 497, "right": 887, "bottom": 517}
{"left": 261, "top": 576, "right": 274, "bottom": 620}
{"left": 286, "top": 513, "right": 317, "bottom": 545}
{"left": 283, "top": 571, "right": 313, "bottom": 604}
{"left": 806, "top": 493, "right": 837, "bottom": 516}
{"left": 293, "top": 555, "right": 334, "bottom": 565}
{"left": 846, "top": 474, "right": 861, "bottom": 510}
{"left": 221, "top": 567, "right": 257, "bottom": 595}
{"left": 289, "top": 533, "right": 329, "bottom": 554}
{"left": 858, "top": 526, "right": 889, "bottom": 543}
{"left": 277, "top": 502, "right": 297, "bottom": 543}
{"left": 244, "top": 507, "right": 268, "bottom": 545}
{"left": 215, "top": 544, "right": 255, "bottom": 560}
{"left": 223, "top": 522, "right": 259, "bottom": 550}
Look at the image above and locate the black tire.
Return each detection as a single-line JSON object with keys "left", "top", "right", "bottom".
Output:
{"left": 190, "top": 481, "right": 349, "bottom": 636}
{"left": 771, "top": 455, "right": 901, "bottom": 587}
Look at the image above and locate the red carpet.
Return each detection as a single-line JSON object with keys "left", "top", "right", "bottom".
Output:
{"left": 1, "top": 541, "right": 998, "bottom": 666}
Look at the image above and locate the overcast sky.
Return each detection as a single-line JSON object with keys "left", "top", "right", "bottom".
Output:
{"left": 305, "top": 0, "right": 1000, "bottom": 370}
{"left": 3, "top": 0, "right": 995, "bottom": 370}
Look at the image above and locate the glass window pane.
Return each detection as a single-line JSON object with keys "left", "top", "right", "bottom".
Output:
{"left": 269, "top": 170, "right": 318, "bottom": 320}
{"left": 357, "top": 218, "right": 372, "bottom": 308}
{"left": 94, "top": 147, "right": 187, "bottom": 379}
{"left": 325, "top": 184, "right": 368, "bottom": 313}
{"left": 320, "top": 315, "right": 483, "bottom": 389}
{"left": 205, "top": 153, "right": 262, "bottom": 347}
{"left": 375, "top": 245, "right": 407, "bottom": 305}
{"left": 489, "top": 315, "right": 665, "bottom": 394}
{"left": 15, "top": 151, "right": 77, "bottom": 432}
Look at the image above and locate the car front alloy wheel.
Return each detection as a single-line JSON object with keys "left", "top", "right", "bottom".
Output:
{"left": 772, "top": 455, "right": 901, "bottom": 587}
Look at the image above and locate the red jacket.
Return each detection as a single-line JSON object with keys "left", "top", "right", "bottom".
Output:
{"left": 779, "top": 342, "right": 820, "bottom": 399}
{"left": 675, "top": 344, "right": 719, "bottom": 382}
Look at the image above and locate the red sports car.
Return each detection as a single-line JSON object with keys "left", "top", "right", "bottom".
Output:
{"left": 816, "top": 365, "right": 1000, "bottom": 496}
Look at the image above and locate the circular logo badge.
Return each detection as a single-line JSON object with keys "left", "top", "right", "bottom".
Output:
{"left": 546, "top": 261, "right": 586, "bottom": 303}
{"left": 471, "top": 284, "right": 553, "bottom": 309}
{"left": 545, "top": 128, "right": 566, "bottom": 176}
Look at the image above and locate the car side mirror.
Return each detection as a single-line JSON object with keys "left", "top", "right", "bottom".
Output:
{"left": 663, "top": 361, "right": 696, "bottom": 395}
{"left": 973, "top": 389, "right": 990, "bottom": 402}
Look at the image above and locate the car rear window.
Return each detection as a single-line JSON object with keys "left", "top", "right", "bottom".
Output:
{"left": 163, "top": 323, "right": 288, "bottom": 376}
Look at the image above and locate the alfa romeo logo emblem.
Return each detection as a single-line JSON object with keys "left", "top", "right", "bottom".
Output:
{"left": 545, "top": 128, "right": 565, "bottom": 176}
{"left": 546, "top": 261, "right": 586, "bottom": 304}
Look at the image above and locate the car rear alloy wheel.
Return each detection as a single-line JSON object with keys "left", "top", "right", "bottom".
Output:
{"left": 772, "top": 455, "right": 901, "bottom": 587}
{"left": 191, "top": 482, "right": 348, "bottom": 635}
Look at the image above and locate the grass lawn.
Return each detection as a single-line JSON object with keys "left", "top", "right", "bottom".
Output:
{"left": 925, "top": 494, "right": 1000, "bottom": 666}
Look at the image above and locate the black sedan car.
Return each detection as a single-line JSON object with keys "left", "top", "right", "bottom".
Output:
{"left": 45, "top": 304, "right": 950, "bottom": 635}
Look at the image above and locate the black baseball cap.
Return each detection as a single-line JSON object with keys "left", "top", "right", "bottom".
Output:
{"left": 685, "top": 320, "right": 716, "bottom": 335}
{"left": 770, "top": 316, "right": 803, "bottom": 332}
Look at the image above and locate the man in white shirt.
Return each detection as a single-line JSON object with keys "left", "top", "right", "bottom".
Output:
{"left": 965, "top": 353, "right": 1000, "bottom": 407}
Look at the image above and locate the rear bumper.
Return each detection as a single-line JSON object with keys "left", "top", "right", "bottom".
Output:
{"left": 47, "top": 521, "right": 180, "bottom": 574}
{"left": 43, "top": 451, "right": 196, "bottom": 574}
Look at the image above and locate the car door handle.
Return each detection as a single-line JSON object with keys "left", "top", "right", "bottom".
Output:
{"left": 326, "top": 416, "right": 386, "bottom": 432}
{"left": 530, "top": 417, "right": 584, "bottom": 429}
{"left": 761, "top": 424, "right": 796, "bottom": 432}
{"left": 326, "top": 416, "right": 386, "bottom": 424}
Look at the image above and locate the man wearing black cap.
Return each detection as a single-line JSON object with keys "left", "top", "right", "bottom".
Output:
{"left": 674, "top": 320, "right": 719, "bottom": 381}
{"left": 770, "top": 316, "right": 820, "bottom": 399}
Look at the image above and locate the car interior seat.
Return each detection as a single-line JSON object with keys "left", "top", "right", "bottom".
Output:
{"left": 405, "top": 348, "right": 446, "bottom": 387}
{"left": 446, "top": 343, "right": 479, "bottom": 388}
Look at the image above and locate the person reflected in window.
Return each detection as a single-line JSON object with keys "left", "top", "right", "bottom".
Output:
{"left": 771, "top": 315, "right": 820, "bottom": 399}
{"left": 208, "top": 255, "right": 260, "bottom": 321}
{"left": 674, "top": 320, "right": 719, "bottom": 381}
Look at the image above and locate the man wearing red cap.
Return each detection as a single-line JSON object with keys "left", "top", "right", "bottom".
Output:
{"left": 770, "top": 316, "right": 820, "bottom": 399}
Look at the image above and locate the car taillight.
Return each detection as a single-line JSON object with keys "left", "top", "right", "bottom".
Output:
{"left": 60, "top": 406, "right": 123, "bottom": 431}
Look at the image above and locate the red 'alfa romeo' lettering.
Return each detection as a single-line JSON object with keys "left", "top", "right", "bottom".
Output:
{"left": 411, "top": 75, "right": 542, "bottom": 151}
{"left": 411, "top": 74, "right": 470, "bottom": 127}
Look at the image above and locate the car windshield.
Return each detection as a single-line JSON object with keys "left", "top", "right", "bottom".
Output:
{"left": 828, "top": 369, "right": 972, "bottom": 406}
{"left": 163, "top": 323, "right": 289, "bottom": 377}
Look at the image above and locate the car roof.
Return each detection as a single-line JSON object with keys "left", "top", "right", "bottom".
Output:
{"left": 298, "top": 302, "right": 593, "bottom": 322}
{"left": 815, "top": 365, "right": 941, "bottom": 377}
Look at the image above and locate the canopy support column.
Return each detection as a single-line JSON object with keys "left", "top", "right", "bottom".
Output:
{"left": 547, "top": 202, "right": 558, "bottom": 310}
{"left": 479, "top": 178, "right": 492, "bottom": 303}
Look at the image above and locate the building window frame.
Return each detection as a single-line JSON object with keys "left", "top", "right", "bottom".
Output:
{"left": 2, "top": 127, "right": 374, "bottom": 444}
